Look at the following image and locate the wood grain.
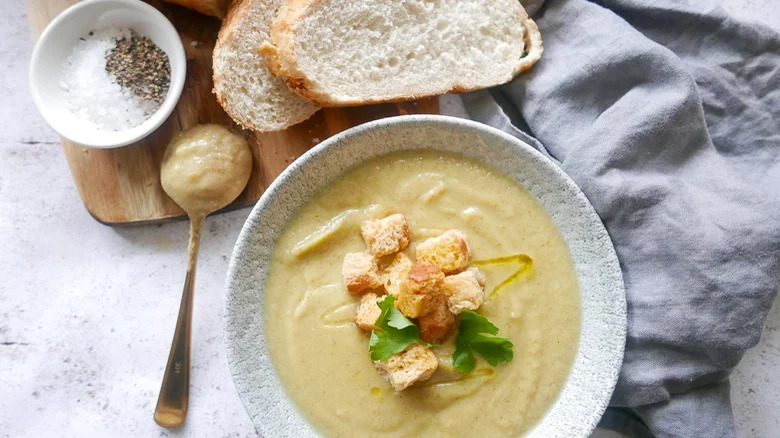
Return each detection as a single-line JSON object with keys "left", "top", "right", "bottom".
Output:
{"left": 25, "top": 0, "right": 439, "bottom": 226}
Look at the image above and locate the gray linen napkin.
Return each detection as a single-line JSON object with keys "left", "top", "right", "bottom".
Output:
{"left": 462, "top": 0, "right": 780, "bottom": 436}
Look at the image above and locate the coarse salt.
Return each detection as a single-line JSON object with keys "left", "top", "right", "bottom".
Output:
{"left": 60, "top": 27, "right": 160, "bottom": 132}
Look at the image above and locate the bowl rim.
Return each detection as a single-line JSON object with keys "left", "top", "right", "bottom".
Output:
{"left": 28, "top": 0, "right": 186, "bottom": 149}
{"left": 224, "top": 114, "right": 627, "bottom": 437}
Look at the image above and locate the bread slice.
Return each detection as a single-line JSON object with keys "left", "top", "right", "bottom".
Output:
{"left": 213, "top": 0, "right": 319, "bottom": 131}
{"left": 261, "top": 0, "right": 543, "bottom": 106}
{"left": 162, "top": 0, "right": 230, "bottom": 18}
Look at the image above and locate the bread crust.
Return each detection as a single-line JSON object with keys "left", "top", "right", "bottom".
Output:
{"left": 514, "top": 3, "right": 544, "bottom": 75}
{"left": 163, "top": 0, "right": 229, "bottom": 18}
{"left": 212, "top": 0, "right": 319, "bottom": 131}
{"left": 212, "top": 0, "right": 251, "bottom": 127}
{"left": 264, "top": 0, "right": 544, "bottom": 107}
{"left": 263, "top": 0, "right": 310, "bottom": 86}
{"left": 213, "top": 0, "right": 249, "bottom": 63}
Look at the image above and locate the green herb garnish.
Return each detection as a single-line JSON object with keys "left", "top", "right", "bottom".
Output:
{"left": 369, "top": 295, "right": 434, "bottom": 362}
{"left": 453, "top": 310, "right": 514, "bottom": 374}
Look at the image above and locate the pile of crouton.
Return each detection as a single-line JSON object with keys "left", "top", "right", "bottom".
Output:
{"left": 341, "top": 213, "right": 487, "bottom": 391}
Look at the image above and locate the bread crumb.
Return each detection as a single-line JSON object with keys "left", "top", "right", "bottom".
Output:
{"left": 355, "top": 292, "right": 382, "bottom": 331}
{"left": 342, "top": 252, "right": 382, "bottom": 294}
{"left": 444, "top": 270, "right": 485, "bottom": 314}
{"left": 374, "top": 343, "right": 438, "bottom": 391}
{"left": 417, "top": 295, "right": 455, "bottom": 343}
{"left": 381, "top": 252, "right": 413, "bottom": 296}
{"left": 415, "top": 230, "right": 471, "bottom": 274}
{"left": 467, "top": 266, "right": 486, "bottom": 288}
{"left": 395, "top": 263, "right": 445, "bottom": 318}
{"left": 361, "top": 214, "right": 411, "bottom": 257}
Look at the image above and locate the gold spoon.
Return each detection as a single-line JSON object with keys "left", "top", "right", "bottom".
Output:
{"left": 153, "top": 124, "right": 253, "bottom": 428}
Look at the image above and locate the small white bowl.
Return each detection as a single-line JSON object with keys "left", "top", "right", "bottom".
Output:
{"left": 29, "top": 0, "right": 186, "bottom": 149}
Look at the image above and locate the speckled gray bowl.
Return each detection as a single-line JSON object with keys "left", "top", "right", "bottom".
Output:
{"left": 225, "top": 115, "right": 626, "bottom": 438}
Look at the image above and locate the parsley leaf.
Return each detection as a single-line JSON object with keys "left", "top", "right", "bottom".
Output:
{"left": 369, "top": 295, "right": 434, "bottom": 361}
{"left": 453, "top": 310, "right": 513, "bottom": 373}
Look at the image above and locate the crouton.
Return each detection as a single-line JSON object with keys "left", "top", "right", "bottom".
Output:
{"left": 417, "top": 295, "right": 456, "bottom": 343}
{"left": 354, "top": 292, "right": 382, "bottom": 331}
{"left": 342, "top": 252, "right": 382, "bottom": 294}
{"left": 361, "top": 214, "right": 411, "bottom": 257}
{"left": 444, "top": 270, "right": 486, "bottom": 314}
{"left": 381, "top": 252, "right": 413, "bottom": 296}
{"left": 374, "top": 343, "right": 439, "bottom": 391}
{"left": 467, "top": 266, "right": 487, "bottom": 288}
{"left": 415, "top": 230, "right": 471, "bottom": 274}
{"left": 395, "top": 263, "right": 445, "bottom": 318}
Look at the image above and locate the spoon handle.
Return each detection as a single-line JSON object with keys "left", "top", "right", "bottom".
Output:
{"left": 154, "top": 219, "right": 203, "bottom": 428}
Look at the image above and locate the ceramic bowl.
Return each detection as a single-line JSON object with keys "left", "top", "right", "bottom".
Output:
{"left": 224, "top": 115, "right": 626, "bottom": 437}
{"left": 29, "top": 0, "right": 186, "bottom": 149}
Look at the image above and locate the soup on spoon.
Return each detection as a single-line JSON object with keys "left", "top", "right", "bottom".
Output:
{"left": 154, "top": 124, "right": 252, "bottom": 428}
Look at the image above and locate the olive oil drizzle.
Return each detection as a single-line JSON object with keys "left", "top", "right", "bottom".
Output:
{"left": 419, "top": 367, "right": 496, "bottom": 388}
{"left": 473, "top": 254, "right": 533, "bottom": 297}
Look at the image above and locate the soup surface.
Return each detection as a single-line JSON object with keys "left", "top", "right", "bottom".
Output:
{"left": 264, "top": 151, "right": 581, "bottom": 437}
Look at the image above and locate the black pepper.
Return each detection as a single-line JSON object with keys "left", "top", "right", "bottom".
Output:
{"left": 105, "top": 31, "right": 171, "bottom": 114}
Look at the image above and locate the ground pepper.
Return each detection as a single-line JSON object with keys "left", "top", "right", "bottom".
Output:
{"left": 105, "top": 31, "right": 170, "bottom": 111}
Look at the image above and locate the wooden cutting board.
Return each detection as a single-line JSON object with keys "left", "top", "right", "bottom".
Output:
{"left": 25, "top": 0, "right": 439, "bottom": 226}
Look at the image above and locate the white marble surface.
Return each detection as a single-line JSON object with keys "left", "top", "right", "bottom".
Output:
{"left": 1, "top": 1, "right": 777, "bottom": 437}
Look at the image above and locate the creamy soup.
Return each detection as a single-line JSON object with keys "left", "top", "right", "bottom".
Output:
{"left": 160, "top": 124, "right": 252, "bottom": 219}
{"left": 264, "top": 151, "right": 581, "bottom": 437}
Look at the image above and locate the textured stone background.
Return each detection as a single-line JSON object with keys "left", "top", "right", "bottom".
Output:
{"left": 1, "top": 0, "right": 777, "bottom": 437}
